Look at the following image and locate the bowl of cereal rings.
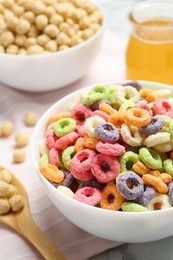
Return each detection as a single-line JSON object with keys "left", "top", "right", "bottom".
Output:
{"left": 31, "top": 80, "right": 173, "bottom": 243}
{"left": 0, "top": 0, "right": 105, "bottom": 92}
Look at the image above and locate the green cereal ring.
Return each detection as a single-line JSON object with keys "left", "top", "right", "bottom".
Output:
{"left": 62, "top": 146, "right": 76, "bottom": 170}
{"left": 83, "top": 85, "right": 111, "bottom": 105}
{"left": 139, "top": 147, "right": 162, "bottom": 170}
{"left": 122, "top": 202, "right": 148, "bottom": 212}
{"left": 163, "top": 159, "right": 173, "bottom": 177}
{"left": 39, "top": 154, "right": 49, "bottom": 165}
{"left": 168, "top": 120, "right": 173, "bottom": 137}
{"left": 120, "top": 151, "right": 139, "bottom": 172}
{"left": 119, "top": 101, "right": 135, "bottom": 111}
{"left": 54, "top": 118, "right": 76, "bottom": 137}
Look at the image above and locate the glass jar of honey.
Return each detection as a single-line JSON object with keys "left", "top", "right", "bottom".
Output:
{"left": 126, "top": 0, "right": 173, "bottom": 85}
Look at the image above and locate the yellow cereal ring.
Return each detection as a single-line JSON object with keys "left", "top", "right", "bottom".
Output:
{"left": 39, "top": 163, "right": 65, "bottom": 183}
{"left": 47, "top": 111, "right": 72, "bottom": 125}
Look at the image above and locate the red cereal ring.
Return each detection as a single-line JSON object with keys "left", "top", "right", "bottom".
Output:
{"left": 91, "top": 110, "right": 109, "bottom": 121}
{"left": 75, "top": 125, "right": 86, "bottom": 137}
{"left": 124, "top": 108, "right": 151, "bottom": 127}
{"left": 96, "top": 141, "right": 125, "bottom": 156}
{"left": 71, "top": 167, "right": 94, "bottom": 181}
{"left": 153, "top": 99, "right": 173, "bottom": 118}
{"left": 72, "top": 105, "right": 92, "bottom": 125}
{"left": 46, "top": 129, "right": 58, "bottom": 149}
{"left": 74, "top": 187, "right": 101, "bottom": 206}
{"left": 100, "top": 182, "right": 125, "bottom": 210}
{"left": 49, "top": 147, "right": 60, "bottom": 168}
{"left": 91, "top": 154, "right": 120, "bottom": 183}
{"left": 70, "top": 148, "right": 97, "bottom": 172}
{"left": 55, "top": 132, "right": 79, "bottom": 150}
{"left": 135, "top": 103, "right": 153, "bottom": 116}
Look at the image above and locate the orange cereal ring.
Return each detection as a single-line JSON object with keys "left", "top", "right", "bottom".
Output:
{"left": 124, "top": 108, "right": 151, "bottom": 127}
{"left": 132, "top": 161, "right": 150, "bottom": 175}
{"left": 99, "top": 102, "right": 117, "bottom": 115}
{"left": 100, "top": 182, "right": 125, "bottom": 211}
{"left": 108, "top": 111, "right": 125, "bottom": 127}
{"left": 47, "top": 111, "right": 72, "bottom": 125}
{"left": 75, "top": 137, "right": 84, "bottom": 152}
{"left": 83, "top": 136, "right": 99, "bottom": 149}
{"left": 149, "top": 170, "right": 172, "bottom": 184}
{"left": 140, "top": 88, "right": 160, "bottom": 102}
{"left": 142, "top": 174, "right": 168, "bottom": 193}
{"left": 39, "top": 163, "right": 65, "bottom": 183}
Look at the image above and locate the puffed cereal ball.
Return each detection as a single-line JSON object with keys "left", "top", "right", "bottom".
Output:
{"left": 50, "top": 13, "right": 64, "bottom": 26}
{"left": 12, "top": 4, "right": 25, "bottom": 17}
{"left": 32, "top": 1, "right": 46, "bottom": 15}
{"left": 1, "top": 120, "right": 14, "bottom": 137}
{"left": 14, "top": 35, "right": 27, "bottom": 47}
{"left": 0, "top": 169, "right": 12, "bottom": 184}
{"left": 56, "top": 32, "right": 70, "bottom": 45}
{"left": 15, "top": 131, "right": 29, "bottom": 147}
{"left": 0, "top": 45, "right": 5, "bottom": 53}
{"left": 44, "top": 6, "right": 56, "bottom": 18}
{"left": 0, "top": 181, "right": 10, "bottom": 197}
{"left": 0, "top": 198, "right": 10, "bottom": 215}
{"left": 79, "top": 16, "right": 91, "bottom": 30}
{"left": 3, "top": 0, "right": 14, "bottom": 9}
{"left": 0, "top": 31, "right": 14, "bottom": 47}
{"left": 37, "top": 34, "right": 50, "bottom": 46}
{"left": 44, "top": 24, "right": 60, "bottom": 38}
{"left": 24, "top": 111, "right": 37, "bottom": 126}
{"left": 27, "top": 44, "right": 44, "bottom": 54}
{"left": 27, "top": 25, "right": 39, "bottom": 37}
{"left": 7, "top": 184, "right": 18, "bottom": 198}
{"left": 70, "top": 35, "right": 83, "bottom": 47}
{"left": 59, "top": 44, "right": 69, "bottom": 51}
{"left": 25, "top": 37, "right": 37, "bottom": 48}
{"left": 0, "top": 19, "right": 7, "bottom": 34}
{"left": 6, "top": 44, "right": 19, "bottom": 54}
{"left": 45, "top": 40, "right": 57, "bottom": 52}
{"left": 18, "top": 48, "right": 27, "bottom": 55}
{"left": 13, "top": 149, "right": 26, "bottom": 163}
{"left": 16, "top": 19, "right": 31, "bottom": 35}
{"left": 9, "top": 194, "right": 24, "bottom": 212}
{"left": 22, "top": 11, "right": 35, "bottom": 24}
{"left": 35, "top": 14, "right": 48, "bottom": 30}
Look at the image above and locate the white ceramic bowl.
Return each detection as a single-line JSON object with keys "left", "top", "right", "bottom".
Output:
{"left": 0, "top": 3, "right": 105, "bottom": 92}
{"left": 31, "top": 80, "right": 173, "bottom": 243}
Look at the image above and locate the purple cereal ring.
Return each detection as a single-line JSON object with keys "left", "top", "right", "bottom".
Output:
{"left": 168, "top": 181, "right": 173, "bottom": 206}
{"left": 153, "top": 99, "right": 173, "bottom": 118}
{"left": 91, "top": 154, "right": 120, "bottom": 183}
{"left": 74, "top": 187, "right": 101, "bottom": 206}
{"left": 49, "top": 147, "right": 60, "bottom": 168}
{"left": 70, "top": 148, "right": 97, "bottom": 172}
{"left": 117, "top": 171, "right": 144, "bottom": 200}
{"left": 135, "top": 186, "right": 156, "bottom": 206}
{"left": 61, "top": 171, "right": 78, "bottom": 192}
{"left": 140, "top": 116, "right": 164, "bottom": 135}
{"left": 122, "top": 80, "right": 142, "bottom": 91}
{"left": 89, "top": 100, "right": 111, "bottom": 111}
{"left": 96, "top": 141, "right": 125, "bottom": 156}
{"left": 94, "top": 122, "right": 119, "bottom": 143}
{"left": 46, "top": 129, "right": 58, "bottom": 149}
{"left": 79, "top": 179, "right": 105, "bottom": 190}
{"left": 55, "top": 132, "right": 79, "bottom": 150}
{"left": 72, "top": 104, "right": 92, "bottom": 125}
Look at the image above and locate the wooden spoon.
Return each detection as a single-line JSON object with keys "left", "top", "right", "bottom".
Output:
{"left": 0, "top": 166, "right": 66, "bottom": 260}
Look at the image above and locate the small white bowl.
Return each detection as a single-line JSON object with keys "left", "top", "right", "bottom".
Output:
{"left": 31, "top": 80, "right": 173, "bottom": 243}
{"left": 0, "top": 3, "right": 105, "bottom": 92}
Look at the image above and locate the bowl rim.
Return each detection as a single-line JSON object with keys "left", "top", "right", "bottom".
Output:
{"left": 31, "top": 79, "right": 173, "bottom": 216}
{"left": 0, "top": 0, "right": 106, "bottom": 59}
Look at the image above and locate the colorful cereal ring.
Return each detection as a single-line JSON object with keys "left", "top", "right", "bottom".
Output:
{"left": 153, "top": 98, "right": 173, "bottom": 118}
{"left": 122, "top": 202, "right": 148, "bottom": 212}
{"left": 124, "top": 108, "right": 151, "bottom": 127}
{"left": 54, "top": 118, "right": 76, "bottom": 137}
{"left": 62, "top": 146, "right": 76, "bottom": 170}
{"left": 74, "top": 187, "right": 101, "bottom": 206}
{"left": 139, "top": 147, "right": 162, "bottom": 170}
{"left": 120, "top": 151, "right": 139, "bottom": 173}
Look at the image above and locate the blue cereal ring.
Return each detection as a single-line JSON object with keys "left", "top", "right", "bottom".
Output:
{"left": 139, "top": 147, "right": 162, "bottom": 170}
{"left": 122, "top": 80, "right": 142, "bottom": 91}
{"left": 168, "top": 181, "right": 173, "bottom": 206}
{"left": 117, "top": 171, "right": 144, "bottom": 200}
{"left": 140, "top": 116, "right": 164, "bottom": 135}
{"left": 135, "top": 186, "right": 156, "bottom": 206}
{"left": 89, "top": 100, "right": 111, "bottom": 111}
{"left": 94, "top": 122, "right": 119, "bottom": 143}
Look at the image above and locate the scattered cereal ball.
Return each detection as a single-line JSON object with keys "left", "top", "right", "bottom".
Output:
{"left": 45, "top": 40, "right": 57, "bottom": 52}
{"left": 44, "top": 24, "right": 60, "bottom": 38}
{"left": 13, "top": 149, "right": 26, "bottom": 163}
{"left": 35, "top": 14, "right": 48, "bottom": 30}
{"left": 15, "top": 131, "right": 29, "bottom": 147}
{"left": 27, "top": 44, "right": 44, "bottom": 55}
{"left": 1, "top": 120, "right": 14, "bottom": 137}
{"left": 39, "top": 137, "right": 49, "bottom": 156}
{"left": 22, "top": 11, "right": 35, "bottom": 24}
{"left": 24, "top": 111, "right": 37, "bottom": 126}
{"left": 6, "top": 44, "right": 19, "bottom": 54}
{"left": 49, "top": 13, "right": 64, "bottom": 26}
{"left": 0, "top": 45, "right": 5, "bottom": 53}
{"left": 7, "top": 184, "right": 18, "bottom": 198}
{"left": 0, "top": 198, "right": 10, "bottom": 215}
{"left": 37, "top": 34, "right": 50, "bottom": 46}
{"left": 16, "top": 19, "right": 31, "bottom": 35}
{"left": 9, "top": 194, "right": 24, "bottom": 212}
{"left": 0, "top": 31, "right": 14, "bottom": 47}
{"left": 14, "top": 35, "right": 27, "bottom": 47}
{"left": 0, "top": 181, "right": 10, "bottom": 196}
{"left": 0, "top": 169, "right": 12, "bottom": 183}
{"left": 57, "top": 185, "right": 74, "bottom": 198}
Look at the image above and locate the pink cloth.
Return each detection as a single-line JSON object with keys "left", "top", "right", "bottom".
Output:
{"left": 0, "top": 29, "right": 126, "bottom": 260}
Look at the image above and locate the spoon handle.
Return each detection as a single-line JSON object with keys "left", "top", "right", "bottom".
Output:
{"left": 17, "top": 211, "right": 66, "bottom": 260}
